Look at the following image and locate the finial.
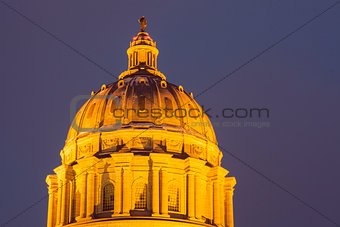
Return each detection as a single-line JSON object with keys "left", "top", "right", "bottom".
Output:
{"left": 138, "top": 16, "right": 147, "bottom": 32}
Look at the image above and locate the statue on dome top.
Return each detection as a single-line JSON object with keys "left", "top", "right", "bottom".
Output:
{"left": 138, "top": 16, "right": 147, "bottom": 32}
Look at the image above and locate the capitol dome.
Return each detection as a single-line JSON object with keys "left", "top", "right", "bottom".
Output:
{"left": 64, "top": 25, "right": 220, "bottom": 167}
{"left": 46, "top": 16, "right": 236, "bottom": 227}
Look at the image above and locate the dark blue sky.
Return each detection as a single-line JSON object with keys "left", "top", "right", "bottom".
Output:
{"left": 1, "top": 0, "right": 340, "bottom": 226}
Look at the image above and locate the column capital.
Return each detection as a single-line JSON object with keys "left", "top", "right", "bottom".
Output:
{"left": 209, "top": 166, "right": 229, "bottom": 181}
{"left": 53, "top": 164, "right": 74, "bottom": 180}
{"left": 46, "top": 175, "right": 58, "bottom": 188}
{"left": 76, "top": 156, "right": 99, "bottom": 172}
{"left": 150, "top": 153, "right": 172, "bottom": 162}
{"left": 184, "top": 157, "right": 206, "bottom": 173}
{"left": 111, "top": 153, "right": 134, "bottom": 168}
{"left": 225, "top": 177, "right": 236, "bottom": 188}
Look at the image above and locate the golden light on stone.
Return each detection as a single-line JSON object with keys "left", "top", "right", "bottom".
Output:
{"left": 46, "top": 16, "right": 236, "bottom": 227}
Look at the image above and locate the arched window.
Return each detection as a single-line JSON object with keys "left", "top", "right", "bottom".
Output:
{"left": 103, "top": 183, "right": 114, "bottom": 211}
{"left": 168, "top": 183, "right": 180, "bottom": 212}
{"left": 134, "top": 182, "right": 147, "bottom": 209}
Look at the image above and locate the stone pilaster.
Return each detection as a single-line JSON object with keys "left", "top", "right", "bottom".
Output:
{"left": 150, "top": 153, "right": 172, "bottom": 217}
{"left": 213, "top": 181, "right": 221, "bottom": 225}
{"left": 54, "top": 164, "right": 73, "bottom": 226}
{"left": 46, "top": 175, "right": 58, "bottom": 227}
{"left": 187, "top": 173, "right": 195, "bottom": 219}
{"left": 209, "top": 166, "right": 229, "bottom": 227}
{"left": 77, "top": 173, "right": 87, "bottom": 220}
{"left": 74, "top": 156, "right": 99, "bottom": 221}
{"left": 56, "top": 179, "right": 62, "bottom": 226}
{"left": 152, "top": 168, "right": 160, "bottom": 215}
{"left": 184, "top": 157, "right": 206, "bottom": 221}
{"left": 225, "top": 177, "right": 236, "bottom": 227}
{"left": 113, "top": 167, "right": 122, "bottom": 215}
{"left": 86, "top": 171, "right": 95, "bottom": 218}
{"left": 160, "top": 168, "right": 168, "bottom": 216}
{"left": 111, "top": 153, "right": 134, "bottom": 215}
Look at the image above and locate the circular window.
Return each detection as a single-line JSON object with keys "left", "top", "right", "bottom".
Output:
{"left": 118, "top": 80, "right": 124, "bottom": 88}
{"left": 161, "top": 81, "right": 167, "bottom": 88}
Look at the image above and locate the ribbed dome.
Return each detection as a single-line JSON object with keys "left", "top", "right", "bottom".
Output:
{"left": 67, "top": 71, "right": 216, "bottom": 144}
{"left": 46, "top": 18, "right": 235, "bottom": 227}
{"left": 60, "top": 20, "right": 222, "bottom": 167}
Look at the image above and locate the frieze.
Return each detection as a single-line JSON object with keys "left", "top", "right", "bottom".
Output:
{"left": 78, "top": 143, "right": 93, "bottom": 155}
{"left": 190, "top": 144, "right": 206, "bottom": 159}
{"left": 166, "top": 139, "right": 183, "bottom": 153}
{"left": 101, "top": 137, "right": 119, "bottom": 151}
{"left": 130, "top": 137, "right": 152, "bottom": 150}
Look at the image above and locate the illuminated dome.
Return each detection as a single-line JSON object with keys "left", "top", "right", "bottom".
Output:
{"left": 64, "top": 22, "right": 221, "bottom": 167}
{"left": 46, "top": 16, "right": 236, "bottom": 227}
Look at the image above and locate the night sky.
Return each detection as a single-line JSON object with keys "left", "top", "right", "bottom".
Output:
{"left": 1, "top": 0, "right": 340, "bottom": 226}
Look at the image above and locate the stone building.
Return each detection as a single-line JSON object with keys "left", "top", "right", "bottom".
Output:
{"left": 46, "top": 17, "right": 236, "bottom": 227}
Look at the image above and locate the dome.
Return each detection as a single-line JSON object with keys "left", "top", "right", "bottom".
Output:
{"left": 46, "top": 17, "right": 236, "bottom": 227}
{"left": 61, "top": 19, "right": 222, "bottom": 167}
{"left": 63, "top": 70, "right": 221, "bottom": 166}
{"left": 67, "top": 72, "right": 216, "bottom": 144}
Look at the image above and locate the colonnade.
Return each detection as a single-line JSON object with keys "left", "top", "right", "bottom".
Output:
{"left": 46, "top": 154, "right": 236, "bottom": 227}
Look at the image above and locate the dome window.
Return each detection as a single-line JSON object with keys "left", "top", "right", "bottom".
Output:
{"left": 139, "top": 78, "right": 146, "bottom": 84}
{"left": 178, "top": 85, "right": 184, "bottom": 93}
{"left": 118, "top": 80, "right": 124, "bottom": 88}
{"left": 134, "top": 182, "right": 147, "bottom": 209}
{"left": 168, "top": 183, "right": 180, "bottom": 212}
{"left": 87, "top": 103, "right": 96, "bottom": 119}
{"left": 160, "top": 81, "right": 167, "bottom": 88}
{"left": 101, "top": 84, "right": 106, "bottom": 91}
{"left": 103, "top": 183, "right": 114, "bottom": 211}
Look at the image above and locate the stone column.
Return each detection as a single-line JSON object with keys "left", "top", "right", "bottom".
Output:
{"left": 150, "top": 153, "right": 172, "bottom": 217}
{"left": 86, "top": 171, "right": 95, "bottom": 218}
{"left": 54, "top": 164, "right": 73, "bottom": 226}
{"left": 225, "top": 177, "right": 236, "bottom": 227}
{"left": 114, "top": 168, "right": 122, "bottom": 215}
{"left": 47, "top": 188, "right": 56, "bottom": 227}
{"left": 220, "top": 182, "right": 225, "bottom": 226}
{"left": 46, "top": 175, "right": 58, "bottom": 227}
{"left": 79, "top": 173, "right": 87, "bottom": 219}
{"left": 195, "top": 174, "right": 203, "bottom": 220}
{"left": 56, "top": 179, "right": 63, "bottom": 226}
{"left": 213, "top": 181, "right": 221, "bottom": 226}
{"left": 185, "top": 158, "right": 206, "bottom": 220}
{"left": 152, "top": 169, "right": 160, "bottom": 215}
{"left": 111, "top": 153, "right": 134, "bottom": 216}
{"left": 68, "top": 180, "right": 75, "bottom": 223}
{"left": 187, "top": 173, "right": 195, "bottom": 219}
{"left": 160, "top": 168, "right": 168, "bottom": 216}
{"left": 60, "top": 179, "right": 69, "bottom": 225}
{"left": 122, "top": 168, "right": 131, "bottom": 215}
